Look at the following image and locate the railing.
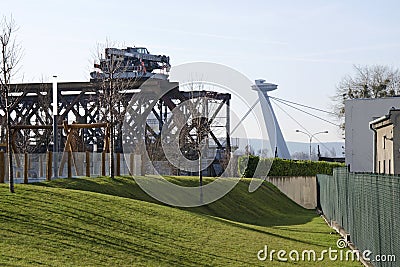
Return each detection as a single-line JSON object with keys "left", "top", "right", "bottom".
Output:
{"left": 317, "top": 168, "right": 399, "bottom": 267}
{"left": 0, "top": 152, "right": 142, "bottom": 183}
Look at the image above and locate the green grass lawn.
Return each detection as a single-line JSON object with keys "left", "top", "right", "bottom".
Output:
{"left": 0, "top": 176, "right": 361, "bottom": 266}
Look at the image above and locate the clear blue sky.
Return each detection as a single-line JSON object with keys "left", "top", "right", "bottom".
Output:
{"left": 3, "top": 0, "right": 400, "bottom": 142}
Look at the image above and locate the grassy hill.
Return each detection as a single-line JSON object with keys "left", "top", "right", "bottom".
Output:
{"left": 0, "top": 176, "right": 360, "bottom": 266}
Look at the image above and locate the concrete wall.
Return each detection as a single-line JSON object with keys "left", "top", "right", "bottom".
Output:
{"left": 267, "top": 176, "right": 317, "bottom": 209}
{"left": 145, "top": 161, "right": 172, "bottom": 175}
{"left": 345, "top": 97, "right": 400, "bottom": 172}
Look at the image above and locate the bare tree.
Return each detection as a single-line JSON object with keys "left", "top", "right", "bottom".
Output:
{"left": 0, "top": 16, "right": 22, "bottom": 193}
{"left": 291, "top": 151, "right": 309, "bottom": 160}
{"left": 36, "top": 82, "right": 53, "bottom": 151}
{"left": 257, "top": 148, "right": 269, "bottom": 158}
{"left": 244, "top": 144, "right": 254, "bottom": 156}
{"left": 187, "top": 99, "right": 208, "bottom": 177}
{"left": 177, "top": 85, "right": 226, "bottom": 202}
{"left": 333, "top": 65, "right": 400, "bottom": 131}
{"left": 92, "top": 42, "right": 140, "bottom": 178}
{"left": 326, "top": 147, "right": 337, "bottom": 158}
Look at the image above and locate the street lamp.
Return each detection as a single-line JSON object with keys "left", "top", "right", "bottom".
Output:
{"left": 295, "top": 130, "right": 328, "bottom": 160}
{"left": 53, "top": 76, "right": 58, "bottom": 179}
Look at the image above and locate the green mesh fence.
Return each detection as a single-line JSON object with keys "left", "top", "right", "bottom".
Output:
{"left": 317, "top": 168, "right": 400, "bottom": 267}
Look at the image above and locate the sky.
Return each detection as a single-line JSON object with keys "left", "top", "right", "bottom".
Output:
{"left": 3, "top": 0, "right": 400, "bottom": 143}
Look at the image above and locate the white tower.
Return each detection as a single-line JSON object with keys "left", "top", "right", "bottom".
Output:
{"left": 252, "top": 79, "right": 291, "bottom": 159}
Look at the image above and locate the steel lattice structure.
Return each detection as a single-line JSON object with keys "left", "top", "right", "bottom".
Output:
{"left": 0, "top": 79, "right": 231, "bottom": 176}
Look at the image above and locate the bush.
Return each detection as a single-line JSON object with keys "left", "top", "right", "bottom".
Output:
{"left": 238, "top": 155, "right": 259, "bottom": 178}
{"left": 238, "top": 156, "right": 344, "bottom": 177}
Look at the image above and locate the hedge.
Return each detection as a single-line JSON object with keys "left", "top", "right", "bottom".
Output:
{"left": 238, "top": 156, "right": 344, "bottom": 177}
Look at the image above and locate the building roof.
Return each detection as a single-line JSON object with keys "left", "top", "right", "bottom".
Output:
{"left": 369, "top": 109, "right": 400, "bottom": 129}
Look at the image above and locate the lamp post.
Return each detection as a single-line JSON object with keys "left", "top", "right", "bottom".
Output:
{"left": 53, "top": 76, "right": 58, "bottom": 179}
{"left": 295, "top": 130, "right": 328, "bottom": 160}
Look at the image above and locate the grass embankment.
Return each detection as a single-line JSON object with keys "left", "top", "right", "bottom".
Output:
{"left": 0, "top": 176, "right": 360, "bottom": 266}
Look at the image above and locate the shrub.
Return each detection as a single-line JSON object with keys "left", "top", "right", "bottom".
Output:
{"left": 238, "top": 155, "right": 259, "bottom": 178}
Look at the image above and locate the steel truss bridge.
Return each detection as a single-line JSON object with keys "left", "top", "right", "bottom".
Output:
{"left": 0, "top": 79, "right": 231, "bottom": 176}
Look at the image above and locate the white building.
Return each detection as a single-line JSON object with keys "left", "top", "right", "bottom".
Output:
{"left": 345, "top": 97, "right": 400, "bottom": 172}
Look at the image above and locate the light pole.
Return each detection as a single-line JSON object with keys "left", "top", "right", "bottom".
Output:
{"left": 53, "top": 76, "right": 58, "bottom": 179}
{"left": 295, "top": 130, "right": 328, "bottom": 160}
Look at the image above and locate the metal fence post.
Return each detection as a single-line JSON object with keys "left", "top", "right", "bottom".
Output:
{"left": 46, "top": 151, "right": 52, "bottom": 181}
{"left": 0, "top": 151, "right": 4, "bottom": 183}
{"left": 86, "top": 151, "right": 90, "bottom": 177}
{"left": 24, "top": 153, "right": 28, "bottom": 184}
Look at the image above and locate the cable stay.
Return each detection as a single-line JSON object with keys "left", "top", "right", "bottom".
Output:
{"left": 271, "top": 99, "right": 333, "bottom": 152}
{"left": 268, "top": 96, "right": 336, "bottom": 115}
{"left": 230, "top": 99, "right": 260, "bottom": 136}
{"left": 271, "top": 97, "right": 340, "bottom": 127}
{"left": 228, "top": 91, "right": 339, "bottom": 154}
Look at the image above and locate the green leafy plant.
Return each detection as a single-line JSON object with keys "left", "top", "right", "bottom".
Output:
{"left": 238, "top": 156, "right": 344, "bottom": 177}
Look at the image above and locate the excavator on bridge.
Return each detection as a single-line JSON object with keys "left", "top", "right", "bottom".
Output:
{"left": 90, "top": 46, "right": 171, "bottom": 81}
